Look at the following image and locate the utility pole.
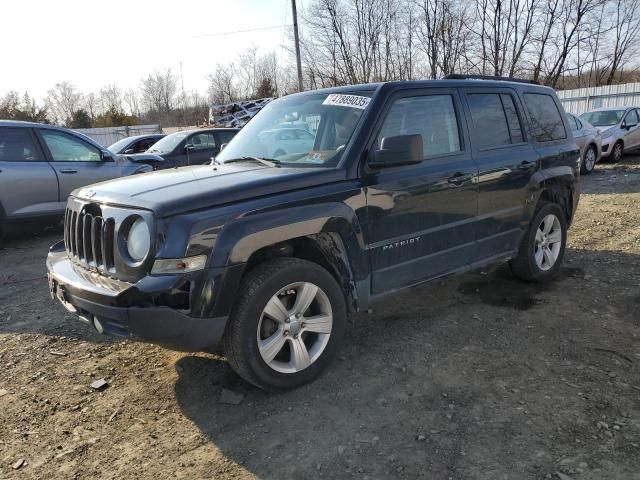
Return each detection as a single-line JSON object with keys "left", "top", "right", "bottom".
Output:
{"left": 291, "top": 0, "right": 304, "bottom": 92}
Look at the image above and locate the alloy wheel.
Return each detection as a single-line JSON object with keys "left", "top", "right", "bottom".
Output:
{"left": 533, "top": 214, "right": 562, "bottom": 271}
{"left": 257, "top": 282, "right": 333, "bottom": 374}
{"left": 584, "top": 147, "right": 596, "bottom": 171}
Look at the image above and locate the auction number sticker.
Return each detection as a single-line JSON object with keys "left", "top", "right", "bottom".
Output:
{"left": 322, "top": 94, "right": 371, "bottom": 109}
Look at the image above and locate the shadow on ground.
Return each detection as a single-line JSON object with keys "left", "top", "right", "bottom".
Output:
{"left": 173, "top": 248, "right": 640, "bottom": 479}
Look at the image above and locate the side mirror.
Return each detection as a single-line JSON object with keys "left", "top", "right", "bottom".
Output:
{"left": 369, "top": 134, "right": 423, "bottom": 168}
{"left": 185, "top": 144, "right": 195, "bottom": 151}
{"left": 101, "top": 151, "right": 114, "bottom": 161}
{"left": 220, "top": 143, "right": 228, "bottom": 151}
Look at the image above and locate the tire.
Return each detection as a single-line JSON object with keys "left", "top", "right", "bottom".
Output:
{"left": 611, "top": 141, "right": 623, "bottom": 163}
{"left": 509, "top": 201, "right": 567, "bottom": 283}
{"left": 581, "top": 145, "right": 597, "bottom": 175}
{"left": 223, "top": 257, "right": 346, "bottom": 391}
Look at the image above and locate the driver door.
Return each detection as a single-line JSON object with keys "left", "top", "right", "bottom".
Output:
{"left": 37, "top": 129, "right": 121, "bottom": 199}
{"left": 186, "top": 132, "right": 218, "bottom": 165}
{"left": 623, "top": 109, "right": 640, "bottom": 149}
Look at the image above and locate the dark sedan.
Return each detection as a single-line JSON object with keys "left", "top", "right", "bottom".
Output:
{"left": 127, "top": 128, "right": 239, "bottom": 169}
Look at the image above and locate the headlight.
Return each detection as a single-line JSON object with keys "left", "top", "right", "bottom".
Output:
{"left": 151, "top": 255, "right": 207, "bottom": 274}
{"left": 601, "top": 129, "right": 614, "bottom": 139}
{"left": 126, "top": 217, "right": 150, "bottom": 262}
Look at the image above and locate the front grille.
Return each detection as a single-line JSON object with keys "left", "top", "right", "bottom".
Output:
{"left": 64, "top": 206, "right": 115, "bottom": 272}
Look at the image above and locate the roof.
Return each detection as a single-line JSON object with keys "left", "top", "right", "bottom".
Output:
{"left": 288, "top": 78, "right": 553, "bottom": 100}
{"left": 166, "top": 127, "right": 240, "bottom": 136}
{"left": 586, "top": 106, "right": 637, "bottom": 112}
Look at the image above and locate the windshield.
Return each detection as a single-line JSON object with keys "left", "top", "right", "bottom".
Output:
{"left": 148, "top": 132, "right": 187, "bottom": 154}
{"left": 580, "top": 110, "right": 626, "bottom": 127}
{"left": 216, "top": 91, "right": 373, "bottom": 167}
{"left": 107, "top": 137, "right": 132, "bottom": 153}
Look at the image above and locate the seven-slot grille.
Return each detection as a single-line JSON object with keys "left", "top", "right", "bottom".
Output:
{"left": 64, "top": 207, "right": 115, "bottom": 271}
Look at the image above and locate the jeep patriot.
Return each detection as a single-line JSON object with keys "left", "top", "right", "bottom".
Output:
{"left": 47, "top": 76, "right": 580, "bottom": 390}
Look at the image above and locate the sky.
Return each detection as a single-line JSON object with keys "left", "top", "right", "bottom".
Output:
{"left": 0, "top": 0, "right": 301, "bottom": 100}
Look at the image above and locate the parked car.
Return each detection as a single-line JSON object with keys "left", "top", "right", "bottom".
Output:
{"left": 258, "top": 128, "right": 315, "bottom": 158}
{"left": 0, "top": 121, "right": 151, "bottom": 238}
{"left": 108, "top": 134, "right": 165, "bottom": 155}
{"left": 580, "top": 106, "right": 640, "bottom": 162}
{"left": 47, "top": 76, "right": 580, "bottom": 391}
{"left": 127, "top": 128, "right": 239, "bottom": 169}
{"left": 566, "top": 112, "right": 601, "bottom": 174}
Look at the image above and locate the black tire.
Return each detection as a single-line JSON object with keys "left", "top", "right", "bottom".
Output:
{"left": 611, "top": 140, "right": 623, "bottom": 163}
{"left": 223, "top": 258, "right": 346, "bottom": 391}
{"left": 509, "top": 201, "right": 567, "bottom": 283}
{"left": 580, "top": 144, "right": 597, "bottom": 175}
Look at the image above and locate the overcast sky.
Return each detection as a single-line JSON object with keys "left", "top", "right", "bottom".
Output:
{"left": 1, "top": 0, "right": 300, "bottom": 100}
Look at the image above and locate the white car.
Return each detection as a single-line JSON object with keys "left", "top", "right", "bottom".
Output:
{"left": 258, "top": 128, "right": 315, "bottom": 158}
{"left": 580, "top": 107, "right": 640, "bottom": 162}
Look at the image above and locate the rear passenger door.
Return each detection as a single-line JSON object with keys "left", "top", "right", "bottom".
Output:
{"left": 363, "top": 89, "right": 478, "bottom": 295}
{"left": 0, "top": 127, "right": 60, "bottom": 219}
{"left": 461, "top": 88, "right": 540, "bottom": 260}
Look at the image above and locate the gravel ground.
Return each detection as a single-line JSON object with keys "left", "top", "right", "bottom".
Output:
{"left": 1, "top": 156, "right": 639, "bottom": 480}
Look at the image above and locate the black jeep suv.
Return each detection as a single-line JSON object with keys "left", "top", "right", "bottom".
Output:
{"left": 47, "top": 77, "right": 580, "bottom": 391}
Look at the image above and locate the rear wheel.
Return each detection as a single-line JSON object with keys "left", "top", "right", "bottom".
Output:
{"left": 581, "top": 145, "right": 597, "bottom": 174}
{"left": 611, "top": 141, "right": 623, "bottom": 163}
{"left": 223, "top": 258, "right": 346, "bottom": 391}
{"left": 510, "top": 201, "right": 567, "bottom": 282}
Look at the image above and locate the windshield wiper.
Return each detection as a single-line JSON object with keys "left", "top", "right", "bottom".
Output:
{"left": 223, "top": 156, "right": 280, "bottom": 167}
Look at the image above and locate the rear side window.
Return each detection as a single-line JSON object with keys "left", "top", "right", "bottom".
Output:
{"left": 377, "top": 94, "right": 461, "bottom": 158}
{"left": 467, "top": 93, "right": 524, "bottom": 148}
{"left": 0, "top": 127, "right": 41, "bottom": 161}
{"left": 190, "top": 132, "right": 216, "bottom": 150}
{"left": 523, "top": 93, "right": 566, "bottom": 142}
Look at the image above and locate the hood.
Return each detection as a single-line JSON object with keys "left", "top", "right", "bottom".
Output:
{"left": 595, "top": 125, "right": 616, "bottom": 135}
{"left": 73, "top": 163, "right": 345, "bottom": 217}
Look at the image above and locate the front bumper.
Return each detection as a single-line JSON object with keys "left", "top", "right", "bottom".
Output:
{"left": 46, "top": 241, "right": 227, "bottom": 351}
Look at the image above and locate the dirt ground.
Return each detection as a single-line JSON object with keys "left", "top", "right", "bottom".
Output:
{"left": 1, "top": 156, "right": 639, "bottom": 480}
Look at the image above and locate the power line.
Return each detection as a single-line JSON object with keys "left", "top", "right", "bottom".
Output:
{"left": 194, "top": 24, "right": 292, "bottom": 38}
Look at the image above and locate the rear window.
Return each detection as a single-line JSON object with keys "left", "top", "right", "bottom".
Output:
{"left": 0, "top": 127, "right": 41, "bottom": 161}
{"left": 467, "top": 93, "right": 524, "bottom": 148}
{"left": 523, "top": 93, "right": 566, "bottom": 142}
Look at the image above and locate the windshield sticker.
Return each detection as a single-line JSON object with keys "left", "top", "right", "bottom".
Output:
{"left": 323, "top": 94, "right": 370, "bottom": 110}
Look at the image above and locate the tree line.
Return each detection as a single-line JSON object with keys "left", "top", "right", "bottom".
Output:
{"left": 2, "top": 0, "right": 640, "bottom": 128}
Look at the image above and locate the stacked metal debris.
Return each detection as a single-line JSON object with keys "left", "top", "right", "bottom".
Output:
{"left": 209, "top": 98, "right": 274, "bottom": 128}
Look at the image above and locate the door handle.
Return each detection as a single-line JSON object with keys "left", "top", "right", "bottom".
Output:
{"left": 59, "top": 168, "right": 78, "bottom": 174}
{"left": 447, "top": 173, "right": 472, "bottom": 185}
{"left": 518, "top": 161, "right": 536, "bottom": 171}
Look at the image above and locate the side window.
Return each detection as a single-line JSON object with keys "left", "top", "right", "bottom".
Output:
{"left": 40, "top": 130, "right": 101, "bottom": 162}
{"left": 624, "top": 109, "right": 639, "bottom": 126}
{"left": 523, "top": 93, "right": 567, "bottom": 142}
{"left": 567, "top": 115, "right": 579, "bottom": 132}
{"left": 190, "top": 132, "right": 216, "bottom": 150}
{"left": 0, "top": 127, "right": 42, "bottom": 161}
{"left": 467, "top": 93, "right": 524, "bottom": 148}
{"left": 376, "top": 94, "right": 461, "bottom": 158}
{"left": 217, "top": 131, "right": 236, "bottom": 144}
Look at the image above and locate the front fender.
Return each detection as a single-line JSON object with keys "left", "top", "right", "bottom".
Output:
{"left": 208, "top": 202, "right": 369, "bottom": 315}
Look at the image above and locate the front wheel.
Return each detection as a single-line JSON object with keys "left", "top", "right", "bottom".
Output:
{"left": 611, "top": 141, "right": 623, "bottom": 163}
{"left": 510, "top": 202, "right": 567, "bottom": 282}
{"left": 223, "top": 258, "right": 346, "bottom": 391}
{"left": 581, "top": 145, "right": 597, "bottom": 174}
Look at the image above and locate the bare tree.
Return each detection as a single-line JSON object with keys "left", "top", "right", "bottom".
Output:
{"left": 140, "top": 68, "right": 178, "bottom": 114}
{"left": 46, "top": 81, "right": 83, "bottom": 125}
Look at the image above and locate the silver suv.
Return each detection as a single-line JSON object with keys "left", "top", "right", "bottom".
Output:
{"left": 580, "top": 107, "right": 640, "bottom": 162}
{"left": 0, "top": 121, "right": 151, "bottom": 238}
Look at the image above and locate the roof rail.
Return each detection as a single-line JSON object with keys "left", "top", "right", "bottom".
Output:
{"left": 442, "top": 74, "right": 540, "bottom": 85}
